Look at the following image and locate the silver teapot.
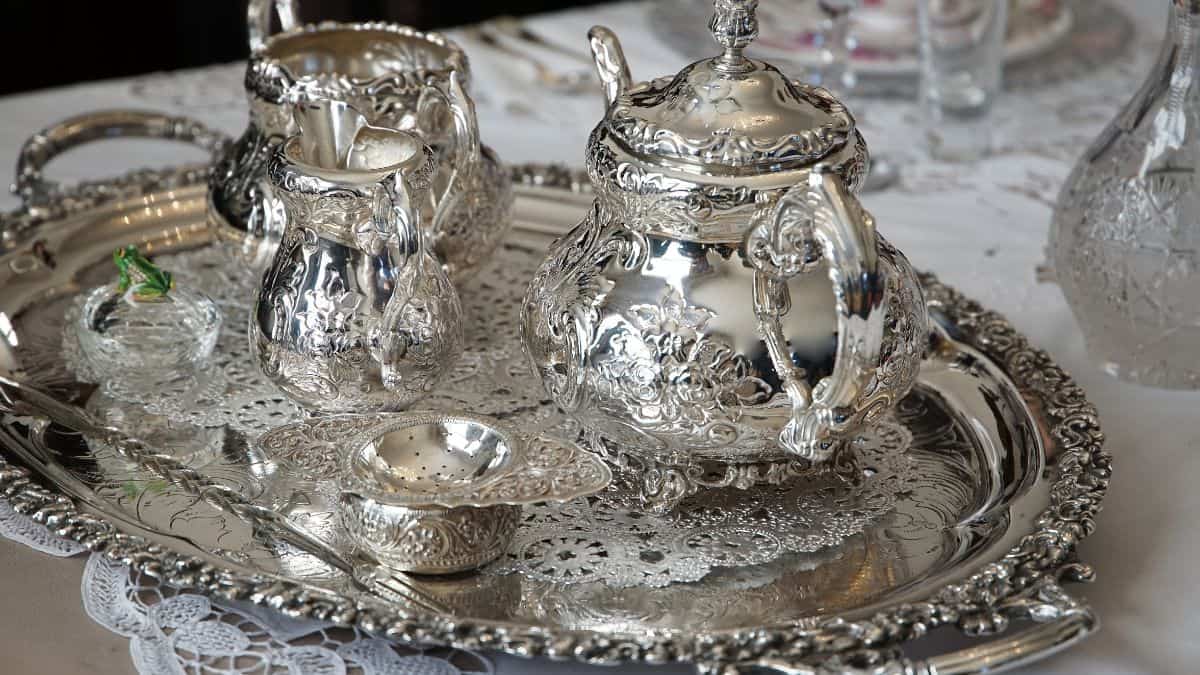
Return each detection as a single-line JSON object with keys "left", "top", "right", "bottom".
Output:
{"left": 251, "top": 99, "right": 463, "bottom": 413}
{"left": 210, "top": 0, "right": 513, "bottom": 281}
{"left": 521, "top": 0, "right": 928, "bottom": 512}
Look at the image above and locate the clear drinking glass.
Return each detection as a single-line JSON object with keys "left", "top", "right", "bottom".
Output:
{"left": 815, "top": 0, "right": 860, "bottom": 95}
{"left": 816, "top": 0, "right": 899, "bottom": 190}
{"left": 917, "top": 0, "right": 1008, "bottom": 161}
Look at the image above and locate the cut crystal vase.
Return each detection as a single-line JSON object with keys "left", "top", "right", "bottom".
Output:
{"left": 1048, "top": 0, "right": 1200, "bottom": 389}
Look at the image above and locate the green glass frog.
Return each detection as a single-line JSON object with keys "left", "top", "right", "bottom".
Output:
{"left": 114, "top": 245, "right": 173, "bottom": 302}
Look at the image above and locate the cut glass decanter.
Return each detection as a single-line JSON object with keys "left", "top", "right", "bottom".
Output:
{"left": 1048, "top": 0, "right": 1200, "bottom": 389}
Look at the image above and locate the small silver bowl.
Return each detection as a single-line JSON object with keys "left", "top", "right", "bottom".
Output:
{"left": 337, "top": 412, "right": 610, "bottom": 574}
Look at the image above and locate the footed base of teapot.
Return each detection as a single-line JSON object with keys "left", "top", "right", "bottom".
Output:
{"left": 585, "top": 430, "right": 860, "bottom": 514}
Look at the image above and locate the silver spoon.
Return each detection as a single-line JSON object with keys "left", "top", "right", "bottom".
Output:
{"left": 486, "top": 15, "right": 595, "bottom": 66}
{"left": 0, "top": 374, "right": 446, "bottom": 615}
{"left": 465, "top": 25, "right": 593, "bottom": 95}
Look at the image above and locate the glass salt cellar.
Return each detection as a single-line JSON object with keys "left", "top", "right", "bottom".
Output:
{"left": 77, "top": 246, "right": 221, "bottom": 380}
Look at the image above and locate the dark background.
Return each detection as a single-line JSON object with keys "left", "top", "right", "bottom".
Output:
{"left": 0, "top": 0, "right": 607, "bottom": 95}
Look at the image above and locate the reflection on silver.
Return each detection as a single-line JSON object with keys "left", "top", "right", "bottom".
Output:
{"left": 210, "top": 0, "right": 513, "bottom": 280}
{"left": 522, "top": 1, "right": 928, "bottom": 511}
{"left": 0, "top": 157, "right": 1108, "bottom": 672}
{"left": 250, "top": 100, "right": 463, "bottom": 413}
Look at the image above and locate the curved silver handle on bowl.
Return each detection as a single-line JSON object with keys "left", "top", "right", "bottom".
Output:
{"left": 746, "top": 170, "right": 885, "bottom": 463}
{"left": 11, "top": 109, "right": 229, "bottom": 212}
{"left": 247, "top": 0, "right": 301, "bottom": 52}
{"left": 700, "top": 583, "right": 1097, "bottom": 674}
{"left": 416, "top": 70, "right": 481, "bottom": 248}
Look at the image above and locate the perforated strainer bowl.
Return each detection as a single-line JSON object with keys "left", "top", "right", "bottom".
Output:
{"left": 336, "top": 412, "right": 610, "bottom": 573}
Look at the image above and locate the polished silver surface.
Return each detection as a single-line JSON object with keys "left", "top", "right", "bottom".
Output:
{"left": 2, "top": 110, "right": 227, "bottom": 249}
{"left": 597, "top": 8, "right": 855, "bottom": 172}
{"left": 250, "top": 100, "right": 463, "bottom": 413}
{"left": 523, "top": 0, "right": 926, "bottom": 510}
{"left": 210, "top": 0, "right": 513, "bottom": 280}
{"left": 338, "top": 413, "right": 612, "bottom": 508}
{"left": 0, "top": 153, "right": 1109, "bottom": 672}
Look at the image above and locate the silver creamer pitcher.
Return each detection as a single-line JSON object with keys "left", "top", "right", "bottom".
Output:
{"left": 251, "top": 99, "right": 463, "bottom": 413}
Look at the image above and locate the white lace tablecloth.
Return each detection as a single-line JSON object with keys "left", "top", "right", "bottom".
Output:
{"left": 1, "top": 2, "right": 1197, "bottom": 674}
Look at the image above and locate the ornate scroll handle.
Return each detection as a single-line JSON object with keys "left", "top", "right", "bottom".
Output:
{"left": 370, "top": 147, "right": 438, "bottom": 381}
{"left": 587, "top": 26, "right": 632, "bottom": 107}
{"left": 747, "top": 170, "right": 884, "bottom": 462}
{"left": 373, "top": 167, "right": 423, "bottom": 262}
{"left": 247, "top": 0, "right": 301, "bottom": 52}
{"left": 12, "top": 109, "right": 229, "bottom": 212}
{"left": 417, "top": 70, "right": 480, "bottom": 248}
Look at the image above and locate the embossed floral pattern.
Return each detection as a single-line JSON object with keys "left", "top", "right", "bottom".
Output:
{"left": 590, "top": 286, "right": 772, "bottom": 446}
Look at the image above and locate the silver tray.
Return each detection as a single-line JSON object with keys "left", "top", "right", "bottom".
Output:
{"left": 0, "top": 113, "right": 1109, "bottom": 674}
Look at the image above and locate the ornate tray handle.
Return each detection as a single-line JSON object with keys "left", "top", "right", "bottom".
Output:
{"left": 747, "top": 170, "right": 884, "bottom": 462}
{"left": 12, "top": 109, "right": 229, "bottom": 212}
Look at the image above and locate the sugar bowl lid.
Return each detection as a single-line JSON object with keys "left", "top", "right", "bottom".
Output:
{"left": 598, "top": 0, "right": 855, "bottom": 175}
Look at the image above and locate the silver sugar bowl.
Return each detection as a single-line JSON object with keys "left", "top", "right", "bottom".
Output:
{"left": 210, "top": 0, "right": 513, "bottom": 281}
{"left": 251, "top": 99, "right": 463, "bottom": 413}
{"left": 521, "top": 0, "right": 928, "bottom": 512}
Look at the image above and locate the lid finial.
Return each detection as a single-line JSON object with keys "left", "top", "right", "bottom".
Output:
{"left": 709, "top": 0, "right": 759, "bottom": 69}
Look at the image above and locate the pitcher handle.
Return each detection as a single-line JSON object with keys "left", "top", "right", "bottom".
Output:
{"left": 417, "top": 70, "right": 480, "bottom": 251}
{"left": 248, "top": 0, "right": 301, "bottom": 52}
{"left": 746, "top": 170, "right": 885, "bottom": 463}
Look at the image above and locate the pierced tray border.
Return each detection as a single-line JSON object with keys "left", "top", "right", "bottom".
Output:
{"left": 0, "top": 164, "right": 1109, "bottom": 670}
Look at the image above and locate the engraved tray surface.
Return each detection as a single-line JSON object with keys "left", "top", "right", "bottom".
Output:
{"left": 0, "top": 165, "right": 1109, "bottom": 672}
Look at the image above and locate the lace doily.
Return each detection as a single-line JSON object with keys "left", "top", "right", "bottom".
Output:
{"left": 81, "top": 554, "right": 491, "bottom": 675}
{"left": 0, "top": 501, "right": 492, "bottom": 675}
{"left": 490, "top": 421, "right": 916, "bottom": 588}
{"left": 128, "top": 63, "right": 247, "bottom": 112}
{"left": 0, "top": 499, "right": 87, "bottom": 557}
{"left": 59, "top": 244, "right": 918, "bottom": 588}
